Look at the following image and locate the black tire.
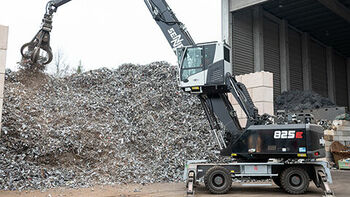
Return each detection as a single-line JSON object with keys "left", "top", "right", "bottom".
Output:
{"left": 272, "top": 176, "right": 281, "bottom": 187}
{"left": 204, "top": 166, "right": 232, "bottom": 194}
{"left": 280, "top": 167, "right": 310, "bottom": 194}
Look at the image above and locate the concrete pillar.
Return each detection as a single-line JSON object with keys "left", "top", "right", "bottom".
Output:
{"left": 222, "top": 0, "right": 231, "bottom": 46}
{"left": 280, "top": 20, "right": 290, "bottom": 92}
{"left": 0, "top": 24, "right": 8, "bottom": 135}
{"left": 326, "top": 47, "right": 336, "bottom": 102}
{"left": 347, "top": 58, "right": 350, "bottom": 109}
{"left": 253, "top": 5, "right": 264, "bottom": 72}
{"left": 302, "top": 33, "right": 312, "bottom": 91}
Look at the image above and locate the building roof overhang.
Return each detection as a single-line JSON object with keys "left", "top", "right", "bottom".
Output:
{"left": 230, "top": 0, "right": 350, "bottom": 57}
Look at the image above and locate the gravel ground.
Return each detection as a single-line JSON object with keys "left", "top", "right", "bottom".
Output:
{"left": 0, "top": 170, "right": 347, "bottom": 197}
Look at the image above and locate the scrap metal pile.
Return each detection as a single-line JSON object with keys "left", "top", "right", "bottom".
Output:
{"left": 0, "top": 62, "right": 222, "bottom": 190}
{"left": 275, "top": 90, "right": 336, "bottom": 111}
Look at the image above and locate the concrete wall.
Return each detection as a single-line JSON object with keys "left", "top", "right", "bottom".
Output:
{"left": 228, "top": 71, "right": 274, "bottom": 127}
{"left": 0, "top": 25, "right": 8, "bottom": 132}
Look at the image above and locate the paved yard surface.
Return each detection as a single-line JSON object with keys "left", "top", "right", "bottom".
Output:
{"left": 0, "top": 170, "right": 348, "bottom": 197}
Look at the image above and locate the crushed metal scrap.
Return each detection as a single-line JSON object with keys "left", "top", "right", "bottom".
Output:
{"left": 275, "top": 90, "right": 336, "bottom": 112}
{"left": 0, "top": 62, "right": 225, "bottom": 190}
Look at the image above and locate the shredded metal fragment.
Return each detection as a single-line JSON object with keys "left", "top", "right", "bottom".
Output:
{"left": 0, "top": 62, "right": 226, "bottom": 190}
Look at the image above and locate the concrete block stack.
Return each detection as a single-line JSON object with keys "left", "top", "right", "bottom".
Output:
{"left": 324, "top": 129, "right": 335, "bottom": 161}
{"left": 324, "top": 120, "right": 350, "bottom": 161}
{"left": 0, "top": 25, "right": 8, "bottom": 132}
{"left": 228, "top": 71, "right": 274, "bottom": 127}
{"left": 332, "top": 120, "right": 350, "bottom": 145}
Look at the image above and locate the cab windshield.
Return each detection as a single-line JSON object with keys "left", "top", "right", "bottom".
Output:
{"left": 177, "top": 47, "right": 203, "bottom": 81}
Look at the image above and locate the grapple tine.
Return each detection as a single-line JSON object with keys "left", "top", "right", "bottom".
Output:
{"left": 20, "top": 1, "right": 57, "bottom": 70}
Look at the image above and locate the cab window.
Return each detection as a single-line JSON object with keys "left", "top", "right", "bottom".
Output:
{"left": 180, "top": 47, "right": 203, "bottom": 81}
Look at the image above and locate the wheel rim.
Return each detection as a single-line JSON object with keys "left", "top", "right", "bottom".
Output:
{"left": 213, "top": 174, "right": 225, "bottom": 187}
{"left": 290, "top": 174, "right": 302, "bottom": 187}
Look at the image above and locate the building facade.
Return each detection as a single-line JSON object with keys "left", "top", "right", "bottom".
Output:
{"left": 0, "top": 24, "right": 8, "bottom": 132}
{"left": 222, "top": 0, "right": 350, "bottom": 109}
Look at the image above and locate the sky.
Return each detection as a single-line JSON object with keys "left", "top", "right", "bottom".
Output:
{"left": 0, "top": 0, "right": 221, "bottom": 72}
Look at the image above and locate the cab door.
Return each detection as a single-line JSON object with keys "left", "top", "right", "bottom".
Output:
{"left": 179, "top": 47, "right": 205, "bottom": 87}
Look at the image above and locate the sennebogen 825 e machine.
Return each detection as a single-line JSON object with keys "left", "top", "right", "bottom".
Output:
{"left": 144, "top": 0, "right": 334, "bottom": 196}
{"left": 20, "top": 0, "right": 334, "bottom": 196}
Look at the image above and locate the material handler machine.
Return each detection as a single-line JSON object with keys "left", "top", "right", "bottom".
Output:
{"left": 145, "top": 1, "right": 334, "bottom": 196}
{"left": 21, "top": 0, "right": 334, "bottom": 196}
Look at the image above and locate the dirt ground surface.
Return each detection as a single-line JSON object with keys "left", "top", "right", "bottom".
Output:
{"left": 0, "top": 170, "right": 348, "bottom": 197}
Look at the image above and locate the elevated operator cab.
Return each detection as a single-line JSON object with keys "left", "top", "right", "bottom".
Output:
{"left": 177, "top": 42, "right": 232, "bottom": 94}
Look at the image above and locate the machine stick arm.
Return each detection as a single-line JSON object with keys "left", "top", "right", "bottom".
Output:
{"left": 144, "top": 0, "right": 195, "bottom": 52}
{"left": 52, "top": 0, "right": 72, "bottom": 8}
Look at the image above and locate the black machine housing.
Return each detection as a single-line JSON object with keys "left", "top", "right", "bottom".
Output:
{"left": 221, "top": 124, "right": 325, "bottom": 160}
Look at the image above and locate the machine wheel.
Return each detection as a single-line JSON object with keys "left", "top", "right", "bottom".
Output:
{"left": 272, "top": 176, "right": 281, "bottom": 187}
{"left": 280, "top": 167, "right": 309, "bottom": 194}
{"left": 204, "top": 166, "right": 232, "bottom": 194}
